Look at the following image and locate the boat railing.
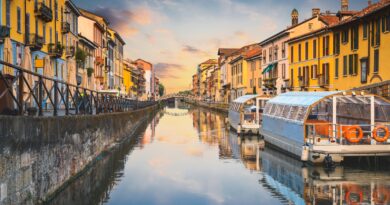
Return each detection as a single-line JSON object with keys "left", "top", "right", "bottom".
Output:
{"left": 306, "top": 123, "right": 390, "bottom": 145}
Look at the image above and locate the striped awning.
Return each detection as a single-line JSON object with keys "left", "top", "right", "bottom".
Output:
{"left": 262, "top": 62, "right": 277, "bottom": 74}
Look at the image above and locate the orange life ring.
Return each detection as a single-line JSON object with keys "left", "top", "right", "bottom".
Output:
{"left": 373, "top": 126, "right": 390, "bottom": 143}
{"left": 343, "top": 126, "right": 364, "bottom": 143}
{"left": 345, "top": 185, "right": 363, "bottom": 205}
{"left": 373, "top": 187, "right": 390, "bottom": 204}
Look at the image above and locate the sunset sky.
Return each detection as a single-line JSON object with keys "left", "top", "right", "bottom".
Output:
{"left": 76, "top": 0, "right": 369, "bottom": 93}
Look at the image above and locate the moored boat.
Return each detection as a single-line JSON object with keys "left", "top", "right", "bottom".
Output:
{"left": 260, "top": 91, "right": 390, "bottom": 164}
{"left": 228, "top": 95, "right": 270, "bottom": 134}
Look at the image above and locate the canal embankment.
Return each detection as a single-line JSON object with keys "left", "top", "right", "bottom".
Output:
{"left": 0, "top": 104, "right": 159, "bottom": 204}
{"left": 184, "top": 98, "right": 229, "bottom": 113}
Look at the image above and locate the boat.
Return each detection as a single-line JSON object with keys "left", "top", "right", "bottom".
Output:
{"left": 260, "top": 91, "right": 390, "bottom": 164}
{"left": 228, "top": 95, "right": 270, "bottom": 134}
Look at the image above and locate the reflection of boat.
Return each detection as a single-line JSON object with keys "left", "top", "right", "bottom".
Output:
{"left": 261, "top": 147, "right": 390, "bottom": 205}
{"left": 238, "top": 136, "right": 264, "bottom": 171}
{"left": 260, "top": 91, "right": 390, "bottom": 164}
{"left": 229, "top": 95, "right": 269, "bottom": 134}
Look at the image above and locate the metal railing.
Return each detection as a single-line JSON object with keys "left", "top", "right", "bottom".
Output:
{"left": 0, "top": 60, "right": 156, "bottom": 117}
{"left": 306, "top": 123, "right": 390, "bottom": 145}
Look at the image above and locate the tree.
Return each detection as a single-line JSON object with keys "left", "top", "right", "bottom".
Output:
{"left": 158, "top": 83, "right": 165, "bottom": 96}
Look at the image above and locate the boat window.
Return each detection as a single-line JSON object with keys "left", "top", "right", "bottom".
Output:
{"left": 282, "top": 105, "right": 291, "bottom": 118}
{"left": 288, "top": 106, "right": 299, "bottom": 120}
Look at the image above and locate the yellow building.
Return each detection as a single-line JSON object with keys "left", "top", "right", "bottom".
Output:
{"left": 289, "top": 1, "right": 390, "bottom": 93}
{"left": 123, "top": 59, "right": 135, "bottom": 98}
{"left": 332, "top": 1, "right": 390, "bottom": 91}
{"left": 288, "top": 27, "right": 337, "bottom": 91}
{"left": 198, "top": 59, "right": 217, "bottom": 100}
{"left": 1, "top": 0, "right": 70, "bottom": 82}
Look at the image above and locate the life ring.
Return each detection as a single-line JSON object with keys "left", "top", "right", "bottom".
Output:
{"left": 373, "top": 187, "right": 390, "bottom": 204}
{"left": 345, "top": 185, "right": 363, "bottom": 205}
{"left": 373, "top": 125, "right": 390, "bottom": 143}
{"left": 343, "top": 126, "right": 363, "bottom": 143}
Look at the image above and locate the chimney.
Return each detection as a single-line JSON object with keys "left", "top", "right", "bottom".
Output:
{"left": 312, "top": 8, "right": 321, "bottom": 17}
{"left": 368, "top": 0, "right": 372, "bottom": 6}
{"left": 341, "top": 0, "right": 349, "bottom": 11}
{"left": 291, "top": 9, "right": 299, "bottom": 26}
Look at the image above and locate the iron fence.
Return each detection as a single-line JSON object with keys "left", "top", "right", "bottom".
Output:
{"left": 0, "top": 60, "right": 156, "bottom": 116}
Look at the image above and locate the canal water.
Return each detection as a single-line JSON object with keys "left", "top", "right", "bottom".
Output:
{"left": 46, "top": 101, "right": 390, "bottom": 205}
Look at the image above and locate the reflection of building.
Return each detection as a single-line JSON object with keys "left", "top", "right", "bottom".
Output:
{"left": 261, "top": 147, "right": 390, "bottom": 205}
{"left": 239, "top": 136, "right": 263, "bottom": 171}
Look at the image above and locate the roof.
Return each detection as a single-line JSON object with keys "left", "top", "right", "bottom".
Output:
{"left": 79, "top": 8, "right": 109, "bottom": 25}
{"left": 200, "top": 59, "right": 217, "bottom": 65}
{"left": 233, "top": 95, "right": 261, "bottom": 104}
{"left": 65, "top": 0, "right": 81, "bottom": 16}
{"left": 267, "top": 91, "right": 341, "bottom": 107}
{"left": 333, "top": 0, "right": 390, "bottom": 28}
{"left": 245, "top": 46, "right": 262, "bottom": 60}
{"left": 218, "top": 48, "right": 239, "bottom": 56}
{"left": 78, "top": 34, "right": 99, "bottom": 48}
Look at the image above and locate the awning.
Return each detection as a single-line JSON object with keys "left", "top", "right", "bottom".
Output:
{"left": 262, "top": 62, "right": 277, "bottom": 74}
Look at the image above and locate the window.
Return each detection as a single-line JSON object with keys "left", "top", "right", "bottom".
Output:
{"left": 361, "top": 58, "right": 368, "bottom": 83}
{"left": 322, "top": 63, "right": 330, "bottom": 85}
{"left": 263, "top": 50, "right": 267, "bottom": 64}
{"left": 55, "top": 0, "right": 58, "bottom": 20}
{"left": 342, "top": 30, "right": 349, "bottom": 43}
{"left": 17, "top": 7, "right": 22, "bottom": 33}
{"left": 26, "top": 13, "right": 30, "bottom": 36}
{"left": 305, "top": 42, "right": 308, "bottom": 60}
{"left": 375, "top": 18, "right": 381, "bottom": 46}
{"left": 35, "top": 19, "right": 39, "bottom": 35}
{"left": 382, "top": 16, "right": 386, "bottom": 33}
{"left": 50, "top": 27, "right": 52, "bottom": 44}
{"left": 347, "top": 54, "right": 358, "bottom": 75}
{"left": 343, "top": 56, "right": 348, "bottom": 76}
{"left": 334, "top": 32, "right": 340, "bottom": 55}
{"left": 335, "top": 58, "right": 339, "bottom": 78}
{"left": 6, "top": 0, "right": 11, "bottom": 27}
{"left": 323, "top": 36, "right": 330, "bottom": 56}
{"left": 43, "top": 24, "right": 46, "bottom": 43}
{"left": 374, "top": 49, "right": 379, "bottom": 73}
{"left": 387, "top": 14, "right": 390, "bottom": 32}
{"left": 274, "top": 46, "right": 278, "bottom": 61}
{"left": 269, "top": 47, "right": 272, "bottom": 62}
{"left": 313, "top": 40, "right": 317, "bottom": 58}
{"left": 282, "top": 42, "right": 286, "bottom": 58}
{"left": 351, "top": 26, "right": 359, "bottom": 50}
{"left": 290, "top": 46, "right": 294, "bottom": 63}
{"left": 282, "top": 64, "right": 286, "bottom": 79}
{"left": 298, "top": 44, "right": 301, "bottom": 61}
{"left": 290, "top": 68, "right": 294, "bottom": 88}
{"left": 363, "top": 23, "right": 368, "bottom": 39}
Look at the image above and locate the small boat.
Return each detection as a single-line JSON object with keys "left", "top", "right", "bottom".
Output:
{"left": 229, "top": 95, "right": 270, "bottom": 134}
{"left": 260, "top": 91, "right": 390, "bottom": 164}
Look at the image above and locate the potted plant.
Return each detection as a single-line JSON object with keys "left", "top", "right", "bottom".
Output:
{"left": 75, "top": 48, "right": 87, "bottom": 69}
{"left": 86, "top": 67, "right": 94, "bottom": 77}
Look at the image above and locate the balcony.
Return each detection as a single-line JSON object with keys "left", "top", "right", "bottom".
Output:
{"left": 318, "top": 74, "right": 330, "bottom": 87}
{"left": 65, "top": 46, "right": 75, "bottom": 57}
{"left": 96, "top": 56, "right": 104, "bottom": 65}
{"left": 26, "top": 33, "right": 44, "bottom": 51}
{"left": 263, "top": 78, "right": 277, "bottom": 88}
{"left": 0, "top": 26, "right": 10, "bottom": 39}
{"left": 35, "top": 3, "right": 53, "bottom": 22}
{"left": 62, "top": 22, "right": 70, "bottom": 33}
{"left": 298, "top": 76, "right": 310, "bottom": 88}
{"left": 48, "top": 43, "right": 64, "bottom": 58}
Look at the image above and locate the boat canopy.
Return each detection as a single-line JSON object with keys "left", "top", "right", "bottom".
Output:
{"left": 262, "top": 91, "right": 390, "bottom": 144}
{"left": 233, "top": 95, "right": 260, "bottom": 104}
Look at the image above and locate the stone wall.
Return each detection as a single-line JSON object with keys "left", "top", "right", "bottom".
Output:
{"left": 0, "top": 105, "right": 158, "bottom": 204}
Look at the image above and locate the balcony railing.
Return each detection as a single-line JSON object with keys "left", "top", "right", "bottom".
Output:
{"left": 26, "top": 33, "right": 44, "bottom": 51}
{"left": 65, "top": 46, "right": 75, "bottom": 57}
{"left": 0, "top": 26, "right": 10, "bottom": 39}
{"left": 48, "top": 43, "right": 64, "bottom": 58}
{"left": 96, "top": 56, "right": 104, "bottom": 65}
{"left": 298, "top": 76, "right": 310, "bottom": 87}
{"left": 35, "top": 3, "right": 53, "bottom": 22}
{"left": 61, "top": 22, "right": 70, "bottom": 33}
{"left": 318, "top": 74, "right": 329, "bottom": 87}
{"left": 263, "top": 78, "right": 277, "bottom": 88}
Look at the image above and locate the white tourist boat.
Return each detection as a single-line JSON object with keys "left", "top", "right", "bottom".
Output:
{"left": 260, "top": 91, "right": 390, "bottom": 164}
{"left": 229, "top": 95, "right": 270, "bottom": 134}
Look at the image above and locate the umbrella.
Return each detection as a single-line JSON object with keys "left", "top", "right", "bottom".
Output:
{"left": 3, "top": 38, "right": 13, "bottom": 75}
{"left": 21, "top": 47, "right": 33, "bottom": 93}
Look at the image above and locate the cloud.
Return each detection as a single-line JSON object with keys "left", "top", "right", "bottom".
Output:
{"left": 182, "top": 45, "right": 211, "bottom": 57}
{"left": 92, "top": 6, "right": 153, "bottom": 36}
{"left": 154, "top": 63, "right": 185, "bottom": 79}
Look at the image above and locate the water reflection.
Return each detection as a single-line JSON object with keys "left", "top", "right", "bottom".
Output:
{"left": 44, "top": 102, "right": 390, "bottom": 205}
